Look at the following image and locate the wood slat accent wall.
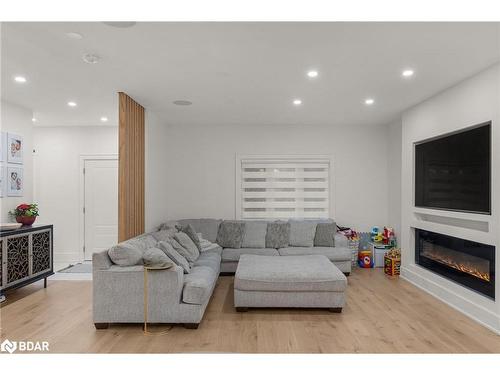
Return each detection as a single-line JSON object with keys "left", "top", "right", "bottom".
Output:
{"left": 118, "top": 92, "right": 145, "bottom": 242}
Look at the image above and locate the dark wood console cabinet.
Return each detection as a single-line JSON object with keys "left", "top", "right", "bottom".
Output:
{"left": 0, "top": 225, "right": 53, "bottom": 297}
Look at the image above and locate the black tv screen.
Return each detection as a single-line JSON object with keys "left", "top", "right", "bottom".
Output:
{"left": 415, "top": 122, "right": 491, "bottom": 214}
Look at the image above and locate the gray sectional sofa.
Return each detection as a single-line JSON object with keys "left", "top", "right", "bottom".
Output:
{"left": 93, "top": 218, "right": 351, "bottom": 329}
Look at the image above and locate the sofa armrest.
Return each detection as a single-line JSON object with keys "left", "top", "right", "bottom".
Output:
{"left": 93, "top": 250, "right": 112, "bottom": 270}
{"left": 335, "top": 233, "right": 348, "bottom": 248}
{"left": 93, "top": 264, "right": 185, "bottom": 323}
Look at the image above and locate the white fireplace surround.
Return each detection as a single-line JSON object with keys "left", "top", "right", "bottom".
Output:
{"left": 400, "top": 64, "right": 500, "bottom": 334}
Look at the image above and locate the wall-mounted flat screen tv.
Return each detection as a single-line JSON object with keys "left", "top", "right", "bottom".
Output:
{"left": 415, "top": 122, "right": 491, "bottom": 214}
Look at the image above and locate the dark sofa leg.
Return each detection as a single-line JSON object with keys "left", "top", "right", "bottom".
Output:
{"left": 329, "top": 307, "right": 342, "bottom": 313}
{"left": 184, "top": 323, "right": 200, "bottom": 329}
{"left": 236, "top": 307, "right": 249, "bottom": 312}
{"left": 344, "top": 272, "right": 350, "bottom": 276}
{"left": 94, "top": 323, "right": 109, "bottom": 329}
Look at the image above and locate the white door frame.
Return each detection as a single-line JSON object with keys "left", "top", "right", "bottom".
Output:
{"left": 79, "top": 154, "right": 118, "bottom": 262}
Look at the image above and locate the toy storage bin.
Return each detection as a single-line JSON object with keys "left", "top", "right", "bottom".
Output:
{"left": 384, "top": 254, "right": 401, "bottom": 277}
{"left": 348, "top": 238, "right": 360, "bottom": 267}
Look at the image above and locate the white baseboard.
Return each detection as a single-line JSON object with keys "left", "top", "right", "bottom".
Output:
{"left": 401, "top": 264, "right": 500, "bottom": 335}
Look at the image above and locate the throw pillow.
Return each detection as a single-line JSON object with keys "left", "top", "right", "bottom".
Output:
{"left": 152, "top": 229, "right": 175, "bottom": 242}
{"left": 108, "top": 241, "right": 143, "bottom": 266}
{"left": 143, "top": 247, "right": 174, "bottom": 269}
{"left": 158, "top": 241, "right": 191, "bottom": 273}
{"left": 177, "top": 218, "right": 222, "bottom": 243}
{"left": 176, "top": 224, "right": 202, "bottom": 250}
{"left": 241, "top": 221, "right": 267, "bottom": 248}
{"left": 158, "top": 220, "right": 179, "bottom": 232}
{"left": 216, "top": 220, "right": 245, "bottom": 248}
{"left": 265, "top": 221, "right": 290, "bottom": 249}
{"left": 289, "top": 221, "right": 317, "bottom": 247}
{"left": 173, "top": 232, "right": 200, "bottom": 262}
{"left": 314, "top": 222, "right": 336, "bottom": 247}
{"left": 127, "top": 234, "right": 158, "bottom": 251}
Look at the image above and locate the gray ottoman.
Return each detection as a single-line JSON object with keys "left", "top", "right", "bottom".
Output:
{"left": 234, "top": 254, "right": 347, "bottom": 312}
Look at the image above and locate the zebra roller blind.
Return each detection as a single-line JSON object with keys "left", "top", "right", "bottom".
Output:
{"left": 240, "top": 157, "right": 331, "bottom": 219}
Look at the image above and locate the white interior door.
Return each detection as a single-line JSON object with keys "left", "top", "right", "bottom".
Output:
{"left": 84, "top": 159, "right": 118, "bottom": 260}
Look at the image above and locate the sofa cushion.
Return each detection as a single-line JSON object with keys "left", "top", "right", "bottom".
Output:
{"left": 108, "top": 242, "right": 144, "bottom": 266}
{"left": 193, "top": 252, "right": 221, "bottom": 273}
{"left": 222, "top": 247, "right": 279, "bottom": 262}
{"left": 314, "top": 222, "right": 336, "bottom": 247}
{"left": 200, "top": 243, "right": 223, "bottom": 257}
{"left": 182, "top": 266, "right": 218, "bottom": 305}
{"left": 265, "top": 221, "right": 290, "bottom": 249}
{"left": 173, "top": 232, "right": 200, "bottom": 262}
{"left": 177, "top": 223, "right": 202, "bottom": 250}
{"left": 216, "top": 220, "right": 245, "bottom": 249}
{"left": 241, "top": 221, "right": 267, "bottom": 248}
{"left": 335, "top": 233, "right": 348, "bottom": 248}
{"left": 289, "top": 220, "right": 317, "bottom": 247}
{"left": 178, "top": 218, "right": 222, "bottom": 243}
{"left": 235, "top": 254, "right": 347, "bottom": 292}
{"left": 158, "top": 241, "right": 191, "bottom": 273}
{"left": 278, "top": 246, "right": 351, "bottom": 262}
{"left": 143, "top": 247, "right": 175, "bottom": 269}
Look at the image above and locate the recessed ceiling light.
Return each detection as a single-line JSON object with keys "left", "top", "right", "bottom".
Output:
{"left": 307, "top": 70, "right": 318, "bottom": 78}
{"left": 100, "top": 117, "right": 108, "bottom": 122}
{"left": 102, "top": 22, "right": 136, "bottom": 28}
{"left": 66, "top": 32, "right": 83, "bottom": 40}
{"left": 32, "top": 118, "right": 37, "bottom": 122}
{"left": 293, "top": 99, "right": 302, "bottom": 105}
{"left": 67, "top": 101, "right": 77, "bottom": 107}
{"left": 14, "top": 76, "right": 27, "bottom": 83}
{"left": 402, "top": 69, "right": 414, "bottom": 78}
{"left": 83, "top": 53, "right": 101, "bottom": 64}
{"left": 364, "top": 98, "right": 375, "bottom": 105}
{"left": 173, "top": 100, "right": 193, "bottom": 106}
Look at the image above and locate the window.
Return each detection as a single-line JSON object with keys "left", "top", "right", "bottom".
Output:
{"left": 236, "top": 156, "right": 332, "bottom": 220}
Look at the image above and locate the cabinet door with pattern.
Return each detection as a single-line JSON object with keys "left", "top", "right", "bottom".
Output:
{"left": 32, "top": 230, "right": 51, "bottom": 275}
{"left": 6, "top": 234, "right": 30, "bottom": 285}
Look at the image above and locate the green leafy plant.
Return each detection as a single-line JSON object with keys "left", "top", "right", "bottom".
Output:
{"left": 9, "top": 203, "right": 39, "bottom": 218}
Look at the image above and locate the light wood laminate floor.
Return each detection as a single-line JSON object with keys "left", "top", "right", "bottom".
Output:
{"left": 1, "top": 269, "right": 499, "bottom": 353}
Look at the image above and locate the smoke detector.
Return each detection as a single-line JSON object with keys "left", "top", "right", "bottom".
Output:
{"left": 82, "top": 53, "right": 101, "bottom": 64}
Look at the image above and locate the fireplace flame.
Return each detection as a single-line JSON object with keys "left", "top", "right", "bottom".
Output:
{"left": 423, "top": 251, "right": 490, "bottom": 282}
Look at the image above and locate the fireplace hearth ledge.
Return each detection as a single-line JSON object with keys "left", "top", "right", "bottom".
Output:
{"left": 401, "top": 264, "right": 500, "bottom": 335}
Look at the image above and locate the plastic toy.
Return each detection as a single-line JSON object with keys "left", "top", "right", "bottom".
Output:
{"left": 358, "top": 250, "right": 374, "bottom": 268}
{"left": 382, "top": 227, "right": 394, "bottom": 245}
{"left": 373, "top": 232, "right": 383, "bottom": 243}
{"left": 370, "top": 226, "right": 380, "bottom": 242}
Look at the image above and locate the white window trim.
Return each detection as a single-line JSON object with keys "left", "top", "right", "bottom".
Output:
{"left": 235, "top": 154, "right": 335, "bottom": 220}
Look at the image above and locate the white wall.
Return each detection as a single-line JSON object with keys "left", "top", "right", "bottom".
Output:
{"left": 33, "top": 126, "right": 118, "bottom": 266}
{"left": 400, "top": 64, "right": 500, "bottom": 333}
{"left": 0, "top": 100, "right": 34, "bottom": 222}
{"left": 145, "top": 121, "right": 391, "bottom": 233}
{"left": 387, "top": 118, "right": 402, "bottom": 237}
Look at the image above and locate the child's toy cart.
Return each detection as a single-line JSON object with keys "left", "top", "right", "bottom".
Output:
{"left": 384, "top": 249, "right": 401, "bottom": 277}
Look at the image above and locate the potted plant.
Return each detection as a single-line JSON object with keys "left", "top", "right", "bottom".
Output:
{"left": 9, "top": 203, "right": 39, "bottom": 226}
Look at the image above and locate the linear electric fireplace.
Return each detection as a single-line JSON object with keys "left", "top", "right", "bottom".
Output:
{"left": 415, "top": 229, "right": 495, "bottom": 299}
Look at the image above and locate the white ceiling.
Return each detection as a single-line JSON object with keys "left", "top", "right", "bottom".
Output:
{"left": 2, "top": 22, "right": 499, "bottom": 127}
